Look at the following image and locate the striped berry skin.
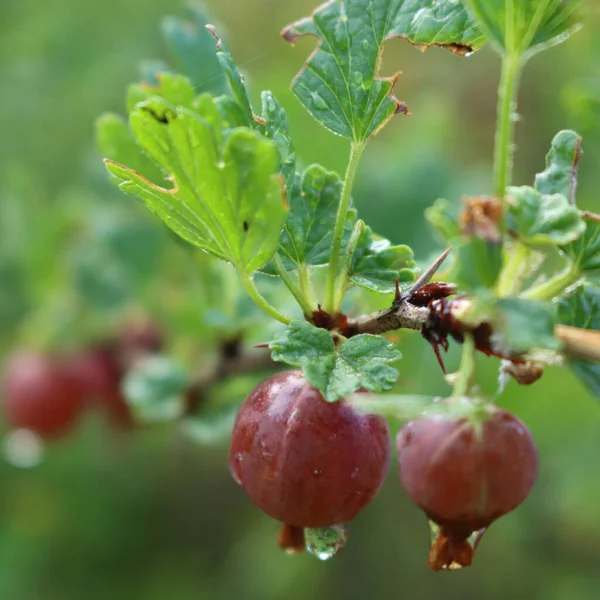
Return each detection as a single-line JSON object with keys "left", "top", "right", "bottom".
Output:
{"left": 230, "top": 370, "right": 391, "bottom": 529}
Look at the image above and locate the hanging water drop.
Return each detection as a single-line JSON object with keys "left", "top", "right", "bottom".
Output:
{"left": 304, "top": 525, "right": 348, "bottom": 560}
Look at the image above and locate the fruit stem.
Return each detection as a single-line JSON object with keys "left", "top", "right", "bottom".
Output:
{"left": 333, "top": 219, "right": 364, "bottom": 311}
{"left": 453, "top": 334, "right": 476, "bottom": 398}
{"left": 495, "top": 242, "right": 532, "bottom": 296}
{"left": 299, "top": 265, "right": 318, "bottom": 311}
{"left": 240, "top": 274, "right": 292, "bottom": 325}
{"left": 272, "top": 254, "right": 314, "bottom": 316}
{"left": 520, "top": 265, "right": 581, "bottom": 301}
{"left": 324, "top": 141, "right": 365, "bottom": 313}
{"left": 493, "top": 52, "right": 522, "bottom": 199}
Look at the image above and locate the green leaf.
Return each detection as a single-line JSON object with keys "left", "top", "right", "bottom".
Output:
{"left": 349, "top": 224, "right": 415, "bottom": 293}
{"left": 122, "top": 355, "right": 189, "bottom": 422}
{"left": 463, "top": 0, "right": 582, "bottom": 59}
{"left": 207, "top": 27, "right": 297, "bottom": 191}
{"left": 207, "top": 25, "right": 255, "bottom": 126}
{"left": 127, "top": 73, "right": 197, "bottom": 113}
{"left": 273, "top": 165, "right": 344, "bottom": 271}
{"left": 535, "top": 130, "right": 582, "bottom": 203}
{"left": 96, "top": 113, "right": 163, "bottom": 183}
{"left": 425, "top": 198, "right": 460, "bottom": 242}
{"left": 258, "top": 91, "right": 297, "bottom": 190}
{"left": 105, "top": 98, "right": 287, "bottom": 275}
{"left": 563, "top": 216, "right": 600, "bottom": 284}
{"left": 466, "top": 296, "right": 560, "bottom": 354}
{"left": 269, "top": 320, "right": 401, "bottom": 401}
{"left": 282, "top": 0, "right": 484, "bottom": 142}
{"left": 183, "top": 404, "right": 238, "bottom": 445}
{"left": 426, "top": 198, "right": 502, "bottom": 292}
{"left": 505, "top": 186, "right": 585, "bottom": 247}
{"left": 556, "top": 284, "right": 600, "bottom": 398}
{"left": 161, "top": 5, "right": 226, "bottom": 94}
{"left": 453, "top": 237, "right": 503, "bottom": 292}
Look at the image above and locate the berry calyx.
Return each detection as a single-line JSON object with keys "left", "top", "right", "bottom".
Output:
{"left": 230, "top": 370, "right": 391, "bottom": 537}
{"left": 396, "top": 404, "right": 538, "bottom": 570}
{"left": 1, "top": 351, "right": 86, "bottom": 439}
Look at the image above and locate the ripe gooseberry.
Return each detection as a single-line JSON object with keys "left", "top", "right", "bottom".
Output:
{"left": 396, "top": 403, "right": 539, "bottom": 570}
{"left": 1, "top": 351, "right": 86, "bottom": 439}
{"left": 230, "top": 370, "right": 391, "bottom": 545}
{"left": 65, "top": 346, "right": 133, "bottom": 429}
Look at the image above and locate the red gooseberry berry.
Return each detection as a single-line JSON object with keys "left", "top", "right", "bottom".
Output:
{"left": 396, "top": 404, "right": 539, "bottom": 570}
{"left": 230, "top": 370, "right": 391, "bottom": 539}
{"left": 1, "top": 351, "right": 86, "bottom": 439}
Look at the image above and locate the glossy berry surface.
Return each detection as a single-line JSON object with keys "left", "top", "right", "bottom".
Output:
{"left": 230, "top": 370, "right": 391, "bottom": 528}
{"left": 396, "top": 406, "right": 539, "bottom": 569}
{"left": 1, "top": 351, "right": 85, "bottom": 439}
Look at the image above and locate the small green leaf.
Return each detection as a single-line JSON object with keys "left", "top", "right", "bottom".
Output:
{"left": 96, "top": 113, "right": 163, "bottom": 183}
{"left": 207, "top": 27, "right": 297, "bottom": 190}
{"left": 161, "top": 6, "right": 226, "bottom": 93}
{"left": 505, "top": 186, "right": 585, "bottom": 247}
{"left": 269, "top": 320, "right": 401, "bottom": 401}
{"left": 183, "top": 404, "right": 238, "bottom": 445}
{"left": 535, "top": 130, "right": 582, "bottom": 202}
{"left": 127, "top": 73, "right": 197, "bottom": 113}
{"left": 557, "top": 284, "right": 600, "bottom": 398}
{"left": 563, "top": 217, "right": 600, "bottom": 284}
{"left": 425, "top": 198, "right": 460, "bottom": 242}
{"left": 349, "top": 224, "right": 415, "bottom": 293}
{"left": 105, "top": 99, "right": 287, "bottom": 275}
{"left": 122, "top": 355, "right": 189, "bottom": 422}
{"left": 258, "top": 91, "right": 297, "bottom": 191}
{"left": 273, "top": 165, "right": 344, "bottom": 271}
{"left": 453, "top": 237, "right": 503, "bottom": 292}
{"left": 467, "top": 296, "right": 560, "bottom": 354}
{"left": 463, "top": 0, "right": 582, "bottom": 59}
{"left": 426, "top": 198, "right": 502, "bottom": 292}
{"left": 283, "top": 0, "right": 484, "bottom": 142}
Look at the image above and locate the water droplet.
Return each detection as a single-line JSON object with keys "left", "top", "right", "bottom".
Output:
{"left": 510, "top": 111, "right": 522, "bottom": 122}
{"left": 305, "top": 525, "right": 348, "bottom": 560}
{"left": 4, "top": 429, "right": 44, "bottom": 468}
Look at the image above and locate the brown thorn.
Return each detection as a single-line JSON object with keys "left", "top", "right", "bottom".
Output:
{"left": 404, "top": 248, "right": 452, "bottom": 299}
{"left": 432, "top": 343, "right": 447, "bottom": 374}
{"left": 394, "top": 278, "right": 401, "bottom": 301}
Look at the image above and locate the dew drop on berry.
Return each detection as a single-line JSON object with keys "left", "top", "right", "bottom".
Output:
{"left": 305, "top": 525, "right": 348, "bottom": 560}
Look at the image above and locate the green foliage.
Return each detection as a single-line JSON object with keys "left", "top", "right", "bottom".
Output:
{"left": 557, "top": 284, "right": 600, "bottom": 397}
{"left": 105, "top": 97, "right": 287, "bottom": 276}
{"left": 463, "top": 0, "right": 582, "bottom": 59}
{"left": 283, "top": 0, "right": 484, "bottom": 142}
{"left": 270, "top": 164, "right": 346, "bottom": 271}
{"left": 563, "top": 217, "right": 600, "bottom": 284}
{"left": 505, "top": 186, "right": 585, "bottom": 247}
{"left": 348, "top": 224, "right": 414, "bottom": 293}
{"left": 535, "top": 130, "right": 582, "bottom": 201}
{"left": 467, "top": 297, "right": 561, "bottom": 354}
{"left": 426, "top": 198, "right": 502, "bottom": 292}
{"left": 160, "top": 5, "right": 226, "bottom": 93}
{"left": 454, "top": 238, "right": 503, "bottom": 292}
{"left": 122, "top": 354, "right": 189, "bottom": 422}
{"left": 269, "top": 320, "right": 401, "bottom": 401}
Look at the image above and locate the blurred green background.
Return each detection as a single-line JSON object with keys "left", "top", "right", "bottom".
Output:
{"left": 2, "top": 1, "right": 600, "bottom": 598}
